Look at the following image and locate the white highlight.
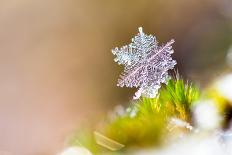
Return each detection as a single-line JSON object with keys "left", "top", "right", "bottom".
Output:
{"left": 134, "top": 134, "right": 229, "bottom": 155}
{"left": 58, "top": 147, "right": 92, "bottom": 155}
{"left": 227, "top": 46, "right": 232, "bottom": 67}
{"left": 215, "top": 74, "right": 232, "bottom": 102}
{"left": 193, "top": 100, "right": 221, "bottom": 130}
{"left": 169, "top": 117, "right": 193, "bottom": 130}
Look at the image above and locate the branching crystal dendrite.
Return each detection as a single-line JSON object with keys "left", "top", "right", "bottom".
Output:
{"left": 112, "top": 27, "right": 176, "bottom": 99}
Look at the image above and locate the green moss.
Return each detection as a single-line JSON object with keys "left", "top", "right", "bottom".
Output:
{"left": 158, "top": 78, "right": 200, "bottom": 121}
{"left": 69, "top": 77, "right": 200, "bottom": 154}
{"left": 104, "top": 112, "right": 165, "bottom": 148}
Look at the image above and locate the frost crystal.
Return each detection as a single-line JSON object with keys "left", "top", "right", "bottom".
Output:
{"left": 112, "top": 27, "right": 176, "bottom": 99}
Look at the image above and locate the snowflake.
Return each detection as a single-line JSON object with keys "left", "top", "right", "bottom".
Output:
{"left": 112, "top": 27, "right": 177, "bottom": 99}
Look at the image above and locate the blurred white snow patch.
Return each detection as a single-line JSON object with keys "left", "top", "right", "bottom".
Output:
{"left": 58, "top": 147, "right": 92, "bottom": 155}
{"left": 134, "top": 133, "right": 232, "bottom": 155}
{"left": 215, "top": 74, "right": 232, "bottom": 102}
{"left": 193, "top": 100, "right": 221, "bottom": 130}
{"left": 227, "top": 46, "right": 232, "bottom": 67}
{"left": 108, "top": 105, "right": 126, "bottom": 120}
{"left": 222, "top": 127, "right": 232, "bottom": 154}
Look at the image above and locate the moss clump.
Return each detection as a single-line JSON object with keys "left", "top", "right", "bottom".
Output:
{"left": 69, "top": 78, "right": 200, "bottom": 154}
{"left": 158, "top": 78, "right": 200, "bottom": 121}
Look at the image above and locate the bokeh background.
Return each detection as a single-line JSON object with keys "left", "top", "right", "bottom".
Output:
{"left": 0, "top": 0, "right": 231, "bottom": 154}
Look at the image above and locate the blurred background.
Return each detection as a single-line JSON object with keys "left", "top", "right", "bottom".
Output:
{"left": 0, "top": 0, "right": 231, "bottom": 154}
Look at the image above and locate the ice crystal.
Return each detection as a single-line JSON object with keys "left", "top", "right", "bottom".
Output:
{"left": 112, "top": 27, "right": 176, "bottom": 99}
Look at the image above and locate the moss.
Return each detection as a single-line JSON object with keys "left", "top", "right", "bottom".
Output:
{"left": 69, "top": 77, "right": 200, "bottom": 154}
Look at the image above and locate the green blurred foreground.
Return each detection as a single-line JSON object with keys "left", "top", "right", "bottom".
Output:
{"left": 67, "top": 74, "right": 232, "bottom": 155}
